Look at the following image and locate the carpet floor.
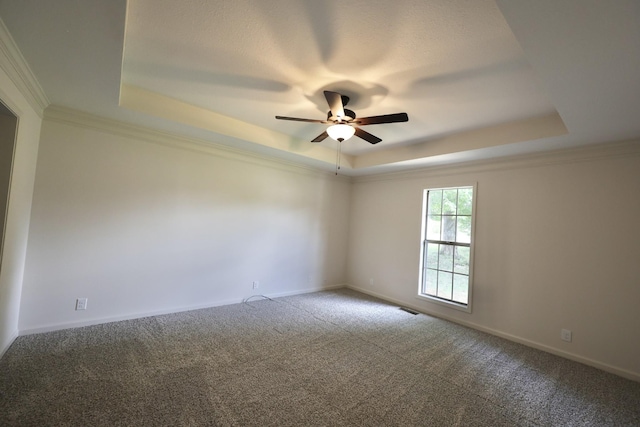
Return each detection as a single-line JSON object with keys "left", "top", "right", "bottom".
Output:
{"left": 1, "top": 288, "right": 639, "bottom": 426}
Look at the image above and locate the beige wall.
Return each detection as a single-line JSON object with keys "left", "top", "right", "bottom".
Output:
{"left": 19, "top": 114, "right": 351, "bottom": 332}
{"left": 16, "top": 107, "right": 640, "bottom": 382}
{"left": 347, "top": 144, "right": 640, "bottom": 380}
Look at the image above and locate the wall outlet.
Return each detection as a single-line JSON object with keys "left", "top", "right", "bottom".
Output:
{"left": 252, "top": 281, "right": 259, "bottom": 290}
{"left": 561, "top": 329, "right": 572, "bottom": 342}
{"left": 369, "top": 278, "right": 374, "bottom": 286}
{"left": 76, "top": 298, "right": 88, "bottom": 310}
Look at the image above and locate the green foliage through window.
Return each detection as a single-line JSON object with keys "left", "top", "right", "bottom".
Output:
{"left": 421, "top": 187, "right": 474, "bottom": 306}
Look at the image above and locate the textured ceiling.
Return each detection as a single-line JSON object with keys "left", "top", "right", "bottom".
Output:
{"left": 1, "top": 0, "right": 639, "bottom": 175}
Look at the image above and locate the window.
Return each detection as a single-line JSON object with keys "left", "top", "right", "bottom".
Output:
{"left": 419, "top": 185, "right": 475, "bottom": 311}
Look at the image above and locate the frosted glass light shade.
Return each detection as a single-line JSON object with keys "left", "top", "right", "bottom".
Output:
{"left": 326, "top": 124, "right": 355, "bottom": 141}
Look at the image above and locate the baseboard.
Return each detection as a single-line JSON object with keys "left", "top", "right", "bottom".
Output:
{"left": 19, "top": 284, "right": 346, "bottom": 336}
{"left": 346, "top": 284, "right": 640, "bottom": 383}
{"left": 253, "top": 283, "right": 346, "bottom": 300}
{"left": 19, "top": 298, "right": 241, "bottom": 335}
{"left": 0, "top": 330, "right": 19, "bottom": 359}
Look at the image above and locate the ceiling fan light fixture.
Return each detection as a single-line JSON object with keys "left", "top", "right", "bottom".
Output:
{"left": 327, "top": 124, "right": 355, "bottom": 142}
{"left": 276, "top": 90, "right": 408, "bottom": 144}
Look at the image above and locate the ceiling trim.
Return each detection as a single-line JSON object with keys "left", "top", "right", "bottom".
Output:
{"left": 353, "top": 139, "right": 640, "bottom": 184}
{"left": 119, "top": 85, "right": 572, "bottom": 177}
{"left": 44, "top": 105, "right": 352, "bottom": 182}
{"left": 353, "top": 112, "right": 568, "bottom": 170}
{"left": 0, "top": 18, "right": 49, "bottom": 117}
{"left": 119, "top": 84, "right": 355, "bottom": 170}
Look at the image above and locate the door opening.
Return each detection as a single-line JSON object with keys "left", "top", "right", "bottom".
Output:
{"left": 0, "top": 101, "right": 18, "bottom": 273}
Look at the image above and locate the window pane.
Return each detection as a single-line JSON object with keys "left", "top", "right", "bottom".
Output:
{"left": 425, "top": 269, "right": 437, "bottom": 295}
{"left": 456, "top": 216, "right": 471, "bottom": 243}
{"left": 420, "top": 185, "right": 474, "bottom": 308}
{"left": 457, "top": 188, "right": 473, "bottom": 215}
{"left": 426, "top": 243, "right": 439, "bottom": 269}
{"left": 454, "top": 246, "right": 470, "bottom": 274}
{"left": 426, "top": 215, "right": 441, "bottom": 240}
{"left": 438, "top": 244, "right": 454, "bottom": 272}
{"left": 443, "top": 189, "right": 457, "bottom": 215}
{"left": 441, "top": 215, "right": 456, "bottom": 242}
{"left": 428, "top": 190, "right": 442, "bottom": 215}
{"left": 453, "top": 274, "right": 468, "bottom": 304}
{"left": 437, "top": 271, "right": 453, "bottom": 299}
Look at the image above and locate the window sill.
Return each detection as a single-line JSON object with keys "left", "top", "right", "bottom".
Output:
{"left": 416, "top": 293, "right": 472, "bottom": 313}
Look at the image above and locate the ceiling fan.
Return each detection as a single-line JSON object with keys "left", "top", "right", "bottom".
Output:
{"left": 276, "top": 90, "right": 408, "bottom": 144}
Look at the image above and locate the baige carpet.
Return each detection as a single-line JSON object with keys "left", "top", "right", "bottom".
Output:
{"left": 1, "top": 289, "right": 639, "bottom": 426}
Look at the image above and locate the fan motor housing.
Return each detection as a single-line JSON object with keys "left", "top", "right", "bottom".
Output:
{"left": 327, "top": 108, "right": 356, "bottom": 122}
{"left": 275, "top": 90, "right": 408, "bottom": 144}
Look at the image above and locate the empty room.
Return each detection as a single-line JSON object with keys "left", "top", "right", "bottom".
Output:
{"left": 1, "top": 0, "right": 639, "bottom": 425}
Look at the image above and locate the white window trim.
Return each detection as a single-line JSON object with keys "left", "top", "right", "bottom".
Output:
{"left": 417, "top": 183, "right": 477, "bottom": 313}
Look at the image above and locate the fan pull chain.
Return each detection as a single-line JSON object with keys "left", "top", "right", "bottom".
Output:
{"left": 335, "top": 139, "right": 343, "bottom": 175}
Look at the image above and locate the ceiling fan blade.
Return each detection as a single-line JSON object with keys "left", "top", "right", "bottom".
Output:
{"left": 354, "top": 127, "right": 382, "bottom": 144}
{"left": 324, "top": 91, "right": 345, "bottom": 119}
{"left": 353, "top": 112, "right": 409, "bottom": 126}
{"left": 275, "top": 116, "right": 330, "bottom": 124}
{"left": 311, "top": 131, "right": 329, "bottom": 142}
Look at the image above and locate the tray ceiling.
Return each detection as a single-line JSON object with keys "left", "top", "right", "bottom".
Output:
{"left": 1, "top": 0, "right": 639, "bottom": 175}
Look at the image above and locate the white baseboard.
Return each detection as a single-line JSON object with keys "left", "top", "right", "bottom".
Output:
{"left": 346, "top": 284, "right": 640, "bottom": 383}
{"left": 19, "top": 297, "right": 240, "bottom": 335}
{"left": 19, "top": 284, "right": 345, "bottom": 336}
{"left": 0, "top": 330, "right": 19, "bottom": 359}
{"left": 255, "top": 283, "right": 345, "bottom": 299}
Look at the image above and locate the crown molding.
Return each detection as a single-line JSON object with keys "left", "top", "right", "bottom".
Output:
{"left": 44, "top": 105, "right": 352, "bottom": 182}
{"left": 353, "top": 139, "right": 640, "bottom": 184}
{"left": 0, "top": 18, "right": 49, "bottom": 117}
{"left": 120, "top": 84, "right": 354, "bottom": 170}
{"left": 43, "top": 104, "right": 640, "bottom": 186}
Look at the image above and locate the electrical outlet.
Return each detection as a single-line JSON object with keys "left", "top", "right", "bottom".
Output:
{"left": 252, "top": 281, "right": 259, "bottom": 290}
{"left": 76, "top": 298, "right": 88, "bottom": 310}
{"left": 369, "top": 278, "right": 374, "bottom": 286}
{"left": 561, "top": 329, "right": 572, "bottom": 342}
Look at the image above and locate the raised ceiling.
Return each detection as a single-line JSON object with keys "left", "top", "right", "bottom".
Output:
{"left": 1, "top": 0, "right": 639, "bottom": 175}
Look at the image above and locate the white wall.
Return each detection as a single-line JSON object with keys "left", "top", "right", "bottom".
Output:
{"left": 19, "top": 114, "right": 350, "bottom": 332}
{"left": 12, "top": 101, "right": 640, "bottom": 383}
{"left": 0, "top": 72, "right": 42, "bottom": 357}
{"left": 347, "top": 143, "right": 640, "bottom": 380}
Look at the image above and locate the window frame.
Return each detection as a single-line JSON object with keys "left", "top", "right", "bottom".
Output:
{"left": 417, "top": 184, "right": 477, "bottom": 313}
